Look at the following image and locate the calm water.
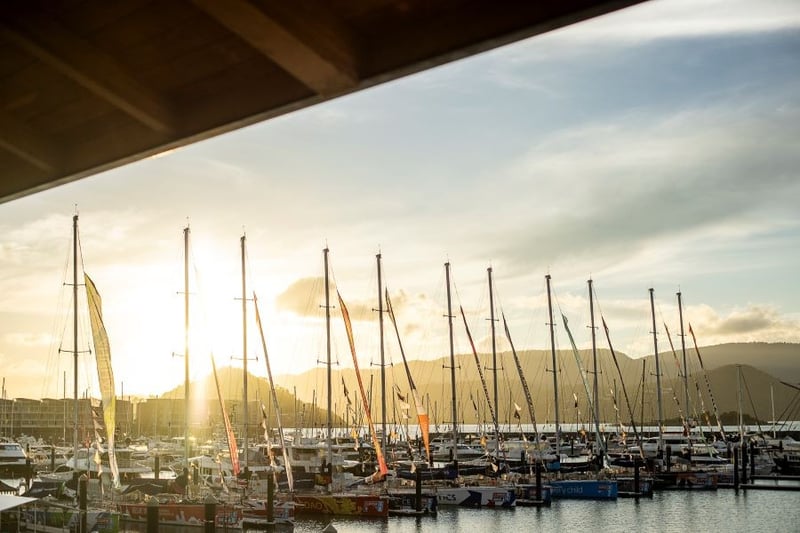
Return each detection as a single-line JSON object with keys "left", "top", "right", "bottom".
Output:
{"left": 120, "top": 488, "right": 800, "bottom": 533}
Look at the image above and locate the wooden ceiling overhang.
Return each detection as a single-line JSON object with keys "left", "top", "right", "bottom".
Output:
{"left": 0, "top": 0, "right": 645, "bottom": 203}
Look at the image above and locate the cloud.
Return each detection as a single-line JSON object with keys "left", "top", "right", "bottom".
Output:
{"left": 496, "top": 0, "right": 800, "bottom": 64}
{"left": 688, "top": 304, "right": 800, "bottom": 342}
{"left": 474, "top": 94, "right": 800, "bottom": 284}
{"left": 276, "top": 277, "right": 330, "bottom": 316}
{"left": 3, "top": 332, "right": 54, "bottom": 348}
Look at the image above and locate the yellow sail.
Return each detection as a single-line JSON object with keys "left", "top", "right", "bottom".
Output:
{"left": 84, "top": 274, "right": 120, "bottom": 488}
{"left": 337, "top": 291, "right": 388, "bottom": 480}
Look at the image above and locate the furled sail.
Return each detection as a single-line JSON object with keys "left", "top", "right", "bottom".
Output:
{"left": 385, "top": 289, "right": 431, "bottom": 463}
{"left": 561, "top": 312, "right": 606, "bottom": 455}
{"left": 254, "top": 293, "right": 294, "bottom": 492}
{"left": 600, "top": 317, "right": 642, "bottom": 449}
{"left": 502, "top": 313, "right": 539, "bottom": 443}
{"left": 211, "top": 353, "right": 240, "bottom": 476}
{"left": 337, "top": 291, "right": 388, "bottom": 481}
{"left": 688, "top": 324, "right": 726, "bottom": 440}
{"left": 460, "top": 305, "right": 500, "bottom": 442}
{"left": 84, "top": 273, "right": 120, "bottom": 488}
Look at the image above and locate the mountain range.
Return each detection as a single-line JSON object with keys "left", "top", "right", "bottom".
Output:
{"left": 161, "top": 342, "right": 800, "bottom": 428}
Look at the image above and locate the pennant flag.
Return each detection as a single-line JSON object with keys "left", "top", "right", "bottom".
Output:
{"left": 260, "top": 402, "right": 269, "bottom": 431}
{"left": 395, "top": 387, "right": 410, "bottom": 410}
{"left": 342, "top": 376, "right": 352, "bottom": 406}
{"left": 395, "top": 388, "right": 407, "bottom": 403}
{"left": 513, "top": 402, "right": 522, "bottom": 420}
{"left": 573, "top": 392, "right": 579, "bottom": 408}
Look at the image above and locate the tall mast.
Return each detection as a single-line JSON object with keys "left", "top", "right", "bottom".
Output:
{"left": 488, "top": 267, "right": 498, "bottom": 437}
{"left": 323, "top": 248, "right": 333, "bottom": 468}
{"left": 445, "top": 262, "right": 458, "bottom": 458}
{"left": 771, "top": 383, "right": 776, "bottom": 439}
{"left": 183, "top": 225, "right": 190, "bottom": 466}
{"left": 589, "top": 279, "right": 600, "bottom": 450}
{"left": 72, "top": 214, "right": 79, "bottom": 464}
{"left": 546, "top": 274, "right": 560, "bottom": 456}
{"left": 737, "top": 365, "right": 744, "bottom": 440}
{"left": 377, "top": 252, "right": 387, "bottom": 453}
{"left": 241, "top": 234, "right": 248, "bottom": 471}
{"left": 649, "top": 288, "right": 664, "bottom": 450}
{"left": 677, "top": 291, "right": 690, "bottom": 425}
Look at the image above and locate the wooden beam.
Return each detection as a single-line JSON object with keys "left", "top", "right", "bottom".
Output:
{"left": 192, "top": 0, "right": 359, "bottom": 96}
{"left": 0, "top": 109, "right": 61, "bottom": 173}
{"left": 0, "top": 19, "right": 175, "bottom": 133}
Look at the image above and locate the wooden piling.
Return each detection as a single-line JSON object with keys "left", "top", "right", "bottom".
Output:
{"left": 79, "top": 474, "right": 87, "bottom": 533}
{"left": 204, "top": 495, "right": 216, "bottom": 533}
{"left": 146, "top": 496, "right": 158, "bottom": 533}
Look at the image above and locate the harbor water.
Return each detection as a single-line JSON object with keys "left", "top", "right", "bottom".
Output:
{"left": 116, "top": 487, "right": 800, "bottom": 533}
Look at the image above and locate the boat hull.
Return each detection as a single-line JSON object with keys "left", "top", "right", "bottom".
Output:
{"left": 294, "top": 493, "right": 389, "bottom": 517}
{"left": 434, "top": 486, "right": 517, "bottom": 507}
{"left": 118, "top": 499, "right": 295, "bottom": 529}
{"left": 654, "top": 470, "right": 718, "bottom": 490}
{"left": 22, "top": 507, "right": 120, "bottom": 533}
{"left": 549, "top": 479, "right": 618, "bottom": 499}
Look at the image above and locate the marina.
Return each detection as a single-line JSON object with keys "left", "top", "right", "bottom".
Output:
{"left": 83, "top": 489, "right": 798, "bottom": 532}
{"left": 2, "top": 1, "right": 800, "bottom": 532}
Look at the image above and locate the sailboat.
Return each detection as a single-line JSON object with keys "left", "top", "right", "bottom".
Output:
{"left": 644, "top": 289, "right": 720, "bottom": 491}
{"left": 292, "top": 247, "right": 389, "bottom": 518}
{"left": 544, "top": 275, "right": 617, "bottom": 500}
{"left": 419, "top": 263, "right": 517, "bottom": 508}
{"left": 21, "top": 214, "right": 123, "bottom": 533}
{"left": 117, "top": 227, "right": 295, "bottom": 529}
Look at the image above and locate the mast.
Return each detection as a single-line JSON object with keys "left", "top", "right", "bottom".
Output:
{"left": 641, "top": 359, "right": 646, "bottom": 435}
{"left": 589, "top": 279, "right": 600, "bottom": 448}
{"left": 183, "top": 225, "right": 190, "bottom": 466}
{"left": 649, "top": 288, "right": 664, "bottom": 450}
{"left": 546, "top": 274, "right": 560, "bottom": 456}
{"left": 737, "top": 365, "right": 744, "bottom": 440}
{"left": 771, "top": 383, "right": 776, "bottom": 439}
{"left": 72, "top": 214, "right": 79, "bottom": 465}
{"left": 377, "top": 252, "right": 387, "bottom": 453}
{"left": 323, "top": 247, "right": 333, "bottom": 469}
{"left": 488, "top": 267, "right": 498, "bottom": 439}
{"left": 254, "top": 293, "right": 294, "bottom": 491}
{"left": 677, "top": 291, "right": 690, "bottom": 425}
{"left": 241, "top": 234, "right": 248, "bottom": 472}
{"left": 445, "top": 262, "right": 458, "bottom": 458}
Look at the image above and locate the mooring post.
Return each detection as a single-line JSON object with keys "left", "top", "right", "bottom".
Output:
{"left": 665, "top": 445, "right": 672, "bottom": 473}
{"left": 154, "top": 454, "right": 160, "bottom": 480}
{"left": 204, "top": 494, "right": 216, "bottom": 533}
{"left": 535, "top": 461, "right": 542, "bottom": 501}
{"left": 741, "top": 443, "right": 748, "bottom": 485}
{"left": 415, "top": 468, "right": 422, "bottom": 512}
{"left": 749, "top": 441, "right": 756, "bottom": 478}
{"left": 79, "top": 474, "right": 88, "bottom": 533}
{"left": 634, "top": 458, "right": 640, "bottom": 496}
{"left": 267, "top": 475, "right": 275, "bottom": 522}
{"left": 732, "top": 444, "right": 739, "bottom": 489}
{"left": 147, "top": 497, "right": 159, "bottom": 533}
{"left": 25, "top": 458, "right": 32, "bottom": 490}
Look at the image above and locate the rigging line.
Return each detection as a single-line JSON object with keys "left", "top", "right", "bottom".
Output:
{"left": 740, "top": 369, "right": 765, "bottom": 434}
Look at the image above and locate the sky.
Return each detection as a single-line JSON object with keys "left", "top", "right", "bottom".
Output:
{"left": 1, "top": 0, "right": 799, "bottom": 402}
